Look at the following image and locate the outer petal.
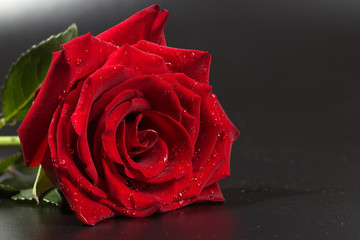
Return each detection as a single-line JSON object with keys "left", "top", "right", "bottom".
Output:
{"left": 133, "top": 40, "right": 211, "bottom": 84}
{"left": 97, "top": 5, "right": 168, "bottom": 46}
{"left": 18, "top": 33, "right": 118, "bottom": 167}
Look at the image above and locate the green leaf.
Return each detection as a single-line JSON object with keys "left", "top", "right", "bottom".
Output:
{"left": 0, "top": 23, "right": 78, "bottom": 126}
{"left": 0, "top": 183, "right": 20, "bottom": 197}
{"left": 32, "top": 164, "right": 54, "bottom": 203}
{"left": 0, "top": 151, "right": 38, "bottom": 191}
{"left": 12, "top": 187, "right": 63, "bottom": 206}
{"left": 0, "top": 152, "right": 22, "bottom": 173}
{"left": 41, "top": 188, "right": 63, "bottom": 206}
{"left": 11, "top": 188, "right": 34, "bottom": 201}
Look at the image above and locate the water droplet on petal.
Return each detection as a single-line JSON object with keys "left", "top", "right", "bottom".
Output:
{"left": 84, "top": 49, "right": 89, "bottom": 55}
{"left": 165, "top": 62, "right": 172, "bottom": 67}
{"left": 212, "top": 153, "right": 217, "bottom": 158}
{"left": 76, "top": 59, "right": 82, "bottom": 65}
{"left": 70, "top": 205, "right": 76, "bottom": 211}
{"left": 202, "top": 67, "right": 208, "bottom": 74}
{"left": 175, "top": 52, "right": 181, "bottom": 57}
{"left": 178, "top": 200, "right": 185, "bottom": 206}
{"left": 98, "top": 48, "right": 103, "bottom": 54}
{"left": 189, "top": 52, "right": 195, "bottom": 58}
{"left": 66, "top": 57, "right": 71, "bottom": 63}
{"left": 59, "top": 158, "right": 67, "bottom": 168}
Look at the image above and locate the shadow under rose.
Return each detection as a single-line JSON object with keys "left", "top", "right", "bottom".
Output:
{"left": 69, "top": 202, "right": 242, "bottom": 240}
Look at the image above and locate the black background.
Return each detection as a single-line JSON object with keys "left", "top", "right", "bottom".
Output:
{"left": 1, "top": 0, "right": 360, "bottom": 239}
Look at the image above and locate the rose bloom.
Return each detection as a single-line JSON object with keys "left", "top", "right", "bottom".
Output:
{"left": 18, "top": 5, "right": 239, "bottom": 225}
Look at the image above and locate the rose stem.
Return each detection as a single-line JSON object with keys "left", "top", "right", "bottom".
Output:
{"left": 0, "top": 136, "right": 21, "bottom": 147}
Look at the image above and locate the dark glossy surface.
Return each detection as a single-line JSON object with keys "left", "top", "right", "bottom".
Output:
{"left": 1, "top": 0, "right": 360, "bottom": 239}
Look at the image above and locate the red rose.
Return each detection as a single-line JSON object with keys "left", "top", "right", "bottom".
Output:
{"left": 18, "top": 5, "right": 239, "bottom": 225}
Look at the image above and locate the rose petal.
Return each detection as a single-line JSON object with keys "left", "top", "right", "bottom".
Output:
{"left": 97, "top": 5, "right": 168, "bottom": 46}
{"left": 104, "top": 44, "right": 169, "bottom": 74}
{"left": 133, "top": 40, "right": 211, "bottom": 84}
{"left": 58, "top": 175, "right": 114, "bottom": 225}
{"left": 54, "top": 83, "right": 108, "bottom": 198}
{"left": 197, "top": 182, "right": 224, "bottom": 202}
{"left": 204, "top": 99, "right": 240, "bottom": 186}
{"left": 138, "top": 111, "right": 193, "bottom": 183}
{"left": 18, "top": 33, "right": 118, "bottom": 167}
{"left": 72, "top": 66, "right": 139, "bottom": 135}
{"left": 125, "top": 114, "right": 159, "bottom": 156}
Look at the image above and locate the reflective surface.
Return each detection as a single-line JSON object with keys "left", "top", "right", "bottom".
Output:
{"left": 1, "top": 0, "right": 360, "bottom": 239}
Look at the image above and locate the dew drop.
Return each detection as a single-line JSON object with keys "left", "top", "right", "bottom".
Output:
{"left": 189, "top": 52, "right": 195, "bottom": 58}
{"left": 76, "top": 59, "right": 82, "bottom": 65}
{"left": 98, "top": 48, "right": 103, "bottom": 54}
{"left": 84, "top": 49, "right": 89, "bottom": 55}
{"left": 210, "top": 104, "right": 216, "bottom": 109}
{"left": 212, "top": 153, "right": 218, "bottom": 158}
{"left": 76, "top": 177, "right": 81, "bottom": 183}
{"left": 165, "top": 62, "right": 172, "bottom": 67}
{"left": 175, "top": 52, "right": 181, "bottom": 57}
{"left": 113, "top": 66, "right": 117, "bottom": 70}
{"left": 70, "top": 205, "right": 76, "bottom": 211}
{"left": 178, "top": 200, "right": 185, "bottom": 206}
{"left": 222, "top": 135, "right": 227, "bottom": 141}
{"left": 202, "top": 67, "right": 208, "bottom": 74}
{"left": 179, "top": 192, "right": 183, "bottom": 197}
{"left": 66, "top": 57, "right": 71, "bottom": 63}
{"left": 59, "top": 158, "right": 67, "bottom": 168}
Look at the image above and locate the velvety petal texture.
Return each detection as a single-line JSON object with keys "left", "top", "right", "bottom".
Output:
{"left": 18, "top": 5, "right": 239, "bottom": 225}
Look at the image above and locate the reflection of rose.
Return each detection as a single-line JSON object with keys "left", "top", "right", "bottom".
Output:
{"left": 18, "top": 5, "right": 239, "bottom": 225}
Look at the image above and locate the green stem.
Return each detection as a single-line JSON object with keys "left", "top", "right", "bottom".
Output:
{"left": 0, "top": 118, "right": 6, "bottom": 130}
{"left": 0, "top": 136, "right": 21, "bottom": 147}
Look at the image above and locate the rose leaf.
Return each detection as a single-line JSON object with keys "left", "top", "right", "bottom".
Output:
{"left": 0, "top": 183, "right": 20, "bottom": 198}
{"left": 0, "top": 23, "right": 78, "bottom": 127}
{"left": 0, "top": 152, "right": 39, "bottom": 193}
{"left": 11, "top": 187, "right": 63, "bottom": 207}
{"left": 0, "top": 152, "right": 22, "bottom": 174}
